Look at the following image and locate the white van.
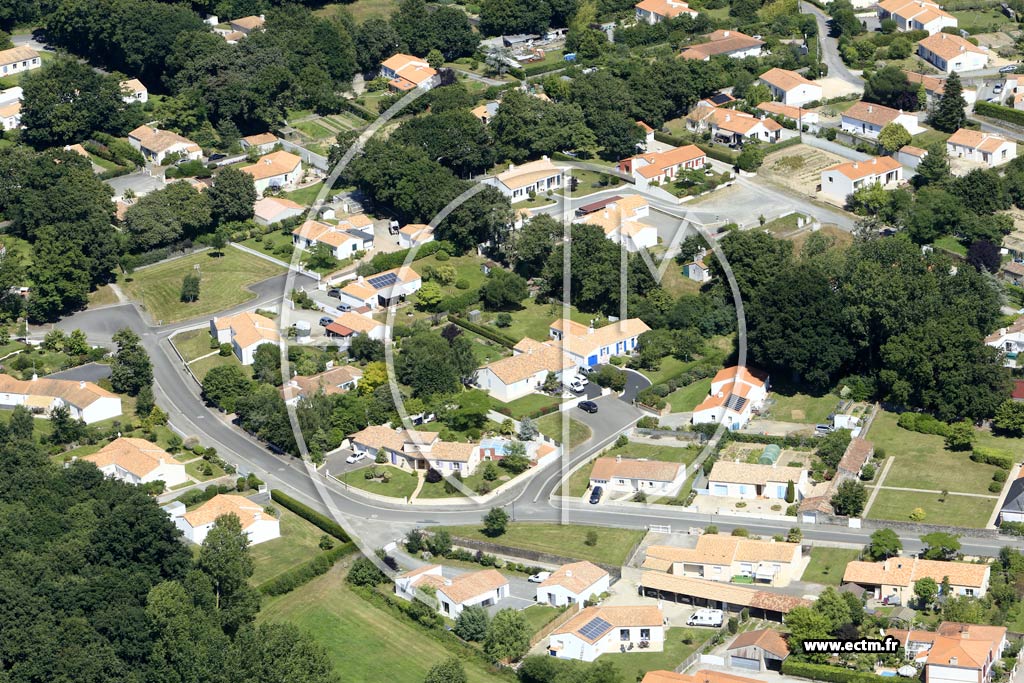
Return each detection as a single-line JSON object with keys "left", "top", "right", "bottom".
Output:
{"left": 686, "top": 608, "right": 724, "bottom": 627}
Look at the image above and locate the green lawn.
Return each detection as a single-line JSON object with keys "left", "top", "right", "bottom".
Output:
{"left": 600, "top": 627, "right": 714, "bottom": 678}
{"left": 536, "top": 413, "right": 591, "bottom": 448}
{"left": 121, "top": 249, "right": 284, "bottom": 323}
{"left": 762, "top": 213, "right": 804, "bottom": 236}
{"left": 185, "top": 459, "right": 227, "bottom": 481}
{"left": 241, "top": 230, "right": 297, "bottom": 261}
{"left": 189, "top": 352, "right": 251, "bottom": 383}
{"left": 667, "top": 378, "right": 712, "bottom": 412}
{"left": 340, "top": 465, "right": 419, "bottom": 499}
{"left": 416, "top": 253, "right": 489, "bottom": 293}
{"left": 867, "top": 489, "right": 995, "bottom": 528}
{"left": 282, "top": 181, "right": 326, "bottom": 207}
{"left": 490, "top": 393, "right": 561, "bottom": 419}
{"left": 911, "top": 129, "right": 951, "bottom": 149}
{"left": 802, "top": 547, "right": 862, "bottom": 585}
{"left": 871, "top": 411, "right": 1002, "bottom": 495}
{"left": 258, "top": 563, "right": 502, "bottom": 683}
{"left": 934, "top": 235, "right": 967, "bottom": 256}
{"left": 415, "top": 469, "right": 515, "bottom": 499}
{"left": 467, "top": 335, "right": 510, "bottom": 366}
{"left": 490, "top": 299, "right": 597, "bottom": 344}
{"left": 522, "top": 604, "right": 566, "bottom": 635}
{"left": 172, "top": 328, "right": 217, "bottom": 362}
{"left": 568, "top": 168, "right": 625, "bottom": 197}
{"left": 292, "top": 119, "right": 335, "bottom": 140}
{"left": 950, "top": 7, "right": 1010, "bottom": 31}
{"left": 87, "top": 285, "right": 120, "bottom": 308}
{"left": 431, "top": 522, "right": 645, "bottom": 566}
{"left": 768, "top": 393, "right": 839, "bottom": 424}
{"left": 640, "top": 338, "right": 730, "bottom": 386}
{"left": 314, "top": 0, "right": 398, "bottom": 23}
{"left": 250, "top": 508, "right": 329, "bottom": 586}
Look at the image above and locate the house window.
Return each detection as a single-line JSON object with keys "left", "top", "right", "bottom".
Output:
{"left": 620, "top": 629, "right": 630, "bottom": 641}
{"left": 965, "top": 588, "right": 974, "bottom": 596}
{"left": 640, "top": 629, "right": 651, "bottom": 640}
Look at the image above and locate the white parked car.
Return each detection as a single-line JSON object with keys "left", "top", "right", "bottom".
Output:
{"left": 567, "top": 380, "right": 586, "bottom": 393}
{"left": 528, "top": 571, "right": 552, "bottom": 583}
{"left": 345, "top": 452, "right": 367, "bottom": 464}
{"left": 574, "top": 374, "right": 589, "bottom": 386}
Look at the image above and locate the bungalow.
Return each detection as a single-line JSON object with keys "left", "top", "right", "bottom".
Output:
{"left": 727, "top": 629, "right": 791, "bottom": 671}
{"left": 210, "top": 311, "right": 280, "bottom": 365}
{"left": 575, "top": 195, "right": 658, "bottom": 252}
{"left": 0, "top": 99, "right": 20, "bottom": 131}
{"left": 895, "top": 144, "right": 929, "bottom": 169}
{"left": 380, "top": 53, "right": 437, "bottom": 92}
{"left": 901, "top": 71, "right": 976, "bottom": 105}
{"left": 618, "top": 145, "right": 706, "bottom": 190}
{"left": 755, "top": 101, "right": 819, "bottom": 128}
{"left": 229, "top": 14, "right": 265, "bottom": 34}
{"left": 639, "top": 572, "right": 811, "bottom": 621}
{"left": 241, "top": 150, "right": 303, "bottom": 194}
{"left": 484, "top": 157, "right": 564, "bottom": 203}
{"left": 0, "top": 46, "right": 41, "bottom": 77}
{"left": 537, "top": 561, "right": 611, "bottom": 607}
{"left": 886, "top": 623, "right": 1006, "bottom": 683}
{"left": 588, "top": 456, "right": 687, "bottom": 497}
{"left": 398, "top": 223, "right": 435, "bottom": 249}
{"left": 680, "top": 30, "right": 764, "bottom": 60}
{"left": 917, "top": 33, "right": 988, "bottom": 73}
{"left": 946, "top": 128, "right": 1016, "bottom": 169}
{"left": 477, "top": 337, "right": 575, "bottom": 402}
{"left": 644, "top": 671, "right": 768, "bottom": 683}
{"left": 984, "top": 317, "right": 1024, "bottom": 368}
{"left": 471, "top": 101, "right": 500, "bottom": 124}
{"left": 842, "top": 557, "right": 991, "bottom": 603}
{"left": 709, "top": 108, "right": 782, "bottom": 146}
{"left": 549, "top": 318, "right": 650, "bottom": 369}
{"left": 120, "top": 78, "right": 148, "bottom": 104}
{"left": 395, "top": 565, "right": 509, "bottom": 617}
{"left": 706, "top": 461, "right": 809, "bottom": 501}
{"left": 170, "top": 493, "right": 280, "bottom": 546}
{"left": 840, "top": 101, "right": 924, "bottom": 139}
{"left": 82, "top": 437, "right": 188, "bottom": 488}
{"left": 240, "top": 132, "right": 279, "bottom": 154}
{"left": 254, "top": 196, "right": 305, "bottom": 226}
{"left": 324, "top": 312, "right": 386, "bottom": 346}
{"left": 281, "top": 364, "right": 362, "bottom": 404}
{"left": 838, "top": 437, "right": 873, "bottom": 479}
{"left": 692, "top": 366, "right": 769, "bottom": 430}
{"left": 1002, "top": 261, "right": 1024, "bottom": 286}
{"left": 635, "top": 0, "right": 698, "bottom": 24}
{"left": 336, "top": 266, "right": 421, "bottom": 309}
{"left": 128, "top": 125, "right": 203, "bottom": 165}
{"left": 878, "top": 0, "right": 957, "bottom": 34}
{"left": 0, "top": 373, "right": 122, "bottom": 424}
{"left": 636, "top": 121, "right": 656, "bottom": 151}
{"left": 643, "top": 536, "right": 802, "bottom": 587}
{"left": 758, "top": 68, "right": 822, "bottom": 107}
{"left": 819, "top": 156, "right": 904, "bottom": 204}
{"left": 291, "top": 219, "right": 371, "bottom": 259}
{"left": 350, "top": 424, "right": 482, "bottom": 475}
{"left": 548, "top": 606, "right": 665, "bottom": 661}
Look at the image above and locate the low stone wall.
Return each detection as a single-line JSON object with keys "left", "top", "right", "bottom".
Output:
{"left": 448, "top": 535, "right": 624, "bottom": 580}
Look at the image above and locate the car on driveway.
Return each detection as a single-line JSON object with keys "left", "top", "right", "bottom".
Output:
{"left": 579, "top": 400, "right": 599, "bottom": 413}
{"left": 994, "top": 82, "right": 1004, "bottom": 95}
{"left": 574, "top": 374, "right": 589, "bottom": 386}
{"left": 345, "top": 452, "right": 367, "bottom": 464}
{"left": 319, "top": 316, "right": 334, "bottom": 327}
{"left": 528, "top": 571, "right": 552, "bottom": 583}
{"left": 328, "top": 288, "right": 341, "bottom": 298}
{"left": 337, "top": 302, "right": 352, "bottom": 312}
{"left": 1000, "top": 64, "right": 1020, "bottom": 73}
{"left": 589, "top": 486, "right": 603, "bottom": 504}
{"left": 567, "top": 380, "right": 586, "bottom": 393}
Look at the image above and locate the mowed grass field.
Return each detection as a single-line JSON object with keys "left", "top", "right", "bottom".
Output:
{"left": 258, "top": 563, "right": 504, "bottom": 683}
{"left": 432, "top": 522, "right": 644, "bottom": 566}
{"left": 866, "top": 489, "right": 994, "bottom": 528}
{"left": 249, "top": 509, "right": 328, "bottom": 586}
{"left": 535, "top": 413, "right": 592, "bottom": 449}
{"left": 122, "top": 249, "right": 284, "bottom": 323}
{"left": 801, "top": 547, "right": 862, "bottom": 585}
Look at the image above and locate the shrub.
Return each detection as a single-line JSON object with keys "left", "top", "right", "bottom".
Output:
{"left": 731, "top": 528, "right": 749, "bottom": 537}
{"left": 860, "top": 463, "right": 876, "bottom": 481}
{"left": 990, "top": 481, "right": 1004, "bottom": 492}
{"left": 425, "top": 468, "right": 443, "bottom": 484}
{"left": 347, "top": 556, "right": 387, "bottom": 587}
{"left": 637, "top": 416, "right": 659, "bottom": 429}
{"left": 897, "top": 412, "right": 949, "bottom": 436}
{"left": 994, "top": 470, "right": 1008, "bottom": 483}
{"left": 271, "top": 489, "right": 350, "bottom": 541}
{"left": 910, "top": 507, "right": 926, "bottom": 521}
{"left": 971, "top": 446, "right": 1013, "bottom": 470}
{"left": 584, "top": 530, "right": 598, "bottom": 546}
{"left": 455, "top": 278, "right": 470, "bottom": 290}
{"left": 782, "top": 660, "right": 903, "bottom": 683}
{"left": 260, "top": 544, "right": 354, "bottom": 595}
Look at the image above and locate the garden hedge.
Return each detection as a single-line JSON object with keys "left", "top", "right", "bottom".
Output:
{"left": 356, "top": 240, "right": 451, "bottom": 277}
{"left": 782, "top": 660, "right": 899, "bottom": 683}
{"left": 971, "top": 446, "right": 1013, "bottom": 470}
{"left": 271, "top": 489, "right": 350, "bottom": 541}
{"left": 447, "top": 315, "right": 517, "bottom": 348}
{"left": 974, "top": 101, "right": 1024, "bottom": 127}
{"left": 259, "top": 543, "right": 355, "bottom": 595}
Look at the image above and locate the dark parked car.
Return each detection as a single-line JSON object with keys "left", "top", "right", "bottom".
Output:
{"left": 579, "top": 400, "right": 598, "bottom": 414}
{"left": 327, "top": 288, "right": 341, "bottom": 299}
{"left": 589, "top": 486, "right": 603, "bottom": 504}
{"left": 319, "top": 316, "right": 334, "bottom": 327}
{"left": 208, "top": 153, "right": 227, "bottom": 161}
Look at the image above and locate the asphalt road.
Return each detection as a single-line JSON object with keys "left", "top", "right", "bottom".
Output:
{"left": 800, "top": 2, "right": 864, "bottom": 90}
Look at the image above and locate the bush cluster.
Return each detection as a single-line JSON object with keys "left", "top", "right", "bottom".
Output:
{"left": 270, "top": 489, "right": 350, "bottom": 541}
{"left": 897, "top": 412, "right": 950, "bottom": 436}
{"left": 782, "top": 660, "right": 902, "bottom": 683}
{"left": 971, "top": 446, "right": 1014, "bottom": 470}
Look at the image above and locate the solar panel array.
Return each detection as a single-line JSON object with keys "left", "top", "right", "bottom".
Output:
{"left": 368, "top": 272, "right": 399, "bottom": 290}
{"left": 724, "top": 394, "right": 748, "bottom": 412}
{"left": 577, "top": 617, "right": 612, "bottom": 640}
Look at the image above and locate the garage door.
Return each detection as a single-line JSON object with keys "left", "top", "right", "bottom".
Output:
{"left": 730, "top": 657, "right": 760, "bottom": 671}
{"left": 713, "top": 484, "right": 729, "bottom": 496}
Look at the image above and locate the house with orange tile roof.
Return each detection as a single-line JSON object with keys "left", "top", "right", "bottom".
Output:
{"left": 241, "top": 150, "right": 303, "bottom": 194}
{"left": 484, "top": 157, "right": 564, "bottom": 203}
{"left": 895, "top": 144, "right": 929, "bottom": 169}
{"left": 886, "top": 622, "right": 1007, "bottom": 683}
{"left": 639, "top": 571, "right": 810, "bottom": 620}
{"left": 549, "top": 317, "right": 650, "bottom": 369}
{"left": 170, "top": 493, "right": 280, "bottom": 545}
{"left": 984, "top": 316, "right": 1024, "bottom": 368}
{"left": 0, "top": 373, "right": 122, "bottom": 423}
{"left": 0, "top": 46, "right": 40, "bottom": 77}
{"left": 128, "top": 125, "right": 202, "bottom": 165}
{"left": 709, "top": 108, "right": 783, "bottom": 145}
{"left": 588, "top": 456, "right": 687, "bottom": 497}
{"left": 644, "top": 670, "right": 767, "bottom": 683}
{"left": 917, "top": 32, "right": 988, "bottom": 73}
{"left": 349, "top": 425, "right": 483, "bottom": 475}
{"left": 240, "top": 132, "right": 279, "bottom": 155}
{"left": 82, "top": 437, "right": 188, "bottom": 488}
{"left": 324, "top": 310, "right": 386, "bottom": 347}
{"left": 878, "top": 0, "right": 957, "bottom": 34}
{"left": 946, "top": 128, "right": 1016, "bottom": 169}
{"left": 574, "top": 195, "right": 658, "bottom": 251}
{"left": 692, "top": 366, "right": 769, "bottom": 429}
{"left": 477, "top": 339, "right": 576, "bottom": 402}
{"left": 680, "top": 30, "right": 764, "bottom": 60}
{"left": 644, "top": 533, "right": 803, "bottom": 586}
{"left": 0, "top": 87, "right": 21, "bottom": 131}
{"left": 471, "top": 101, "right": 500, "bottom": 124}
{"left": 759, "top": 68, "right": 823, "bottom": 107}
{"left": 229, "top": 14, "right": 265, "bottom": 34}
{"left": 281, "top": 364, "right": 362, "bottom": 404}
{"left": 840, "top": 101, "right": 924, "bottom": 139}
{"left": 635, "top": 0, "right": 698, "bottom": 23}
{"left": 398, "top": 223, "right": 435, "bottom": 249}
{"left": 120, "top": 78, "right": 148, "bottom": 104}
{"left": 820, "top": 156, "right": 904, "bottom": 204}
{"left": 335, "top": 266, "right": 421, "bottom": 310}
{"left": 706, "top": 461, "right": 809, "bottom": 503}
{"left": 618, "top": 145, "right": 707, "bottom": 190}
{"left": 210, "top": 311, "right": 280, "bottom": 365}
{"left": 548, "top": 605, "right": 665, "bottom": 661}
{"left": 291, "top": 218, "right": 373, "bottom": 259}
{"left": 727, "top": 629, "right": 790, "bottom": 671}
{"left": 380, "top": 53, "right": 437, "bottom": 92}
{"left": 756, "top": 101, "right": 820, "bottom": 128}
{"left": 537, "top": 561, "right": 611, "bottom": 606}
{"left": 253, "top": 196, "right": 305, "bottom": 226}
{"left": 395, "top": 564, "right": 509, "bottom": 616}
{"left": 843, "top": 557, "right": 990, "bottom": 603}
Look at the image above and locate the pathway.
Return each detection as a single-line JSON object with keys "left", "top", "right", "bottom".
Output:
{"left": 988, "top": 463, "right": 1021, "bottom": 528}
{"left": 861, "top": 455, "right": 894, "bottom": 517}
{"left": 871, "top": 485, "right": 998, "bottom": 499}
{"left": 409, "top": 470, "right": 427, "bottom": 501}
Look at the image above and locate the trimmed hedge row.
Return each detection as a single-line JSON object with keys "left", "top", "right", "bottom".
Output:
{"left": 523, "top": 60, "right": 566, "bottom": 77}
{"left": 259, "top": 543, "right": 355, "bottom": 595}
{"left": 897, "top": 411, "right": 950, "bottom": 437}
{"left": 696, "top": 143, "right": 740, "bottom": 165}
{"left": 271, "top": 489, "right": 350, "bottom": 541}
{"left": 356, "top": 240, "right": 451, "bottom": 277}
{"left": 782, "top": 660, "right": 898, "bottom": 683}
{"left": 974, "top": 101, "right": 1024, "bottom": 127}
{"left": 971, "top": 446, "right": 1014, "bottom": 470}
{"left": 447, "top": 315, "right": 518, "bottom": 348}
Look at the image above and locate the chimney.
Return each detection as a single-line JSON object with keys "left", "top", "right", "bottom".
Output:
{"left": 566, "top": 569, "right": 573, "bottom": 578}
{"left": 868, "top": 105, "right": 873, "bottom": 113}
{"left": 80, "top": 380, "right": 86, "bottom": 389}
{"left": 444, "top": 578, "right": 453, "bottom": 586}
{"left": 723, "top": 30, "right": 730, "bottom": 36}
{"left": 31, "top": 373, "right": 38, "bottom": 381}
{"left": 950, "top": 658, "right": 958, "bottom": 666}
{"left": 852, "top": 162, "right": 858, "bottom": 169}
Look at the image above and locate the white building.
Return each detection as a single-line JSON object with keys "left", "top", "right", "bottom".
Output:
{"left": 537, "top": 562, "right": 611, "bottom": 607}
{"left": 548, "top": 606, "right": 665, "bottom": 662}
{"left": 644, "top": 535, "right": 804, "bottom": 587}
{"left": 281, "top": 364, "right": 362, "bottom": 404}
{"left": 680, "top": 30, "right": 764, "bottom": 60}
{"left": 210, "top": 311, "right": 280, "bottom": 365}
{"left": 336, "top": 266, "right": 421, "bottom": 310}
{"left": 484, "top": 157, "right": 564, "bottom": 203}
{"left": 0, "top": 46, "right": 41, "bottom": 78}
{"left": 588, "top": 456, "right": 687, "bottom": 497}
{"left": 895, "top": 144, "right": 929, "bottom": 169}
{"left": 985, "top": 317, "right": 1024, "bottom": 367}
{"left": 692, "top": 366, "right": 769, "bottom": 430}
{"left": 684, "top": 259, "right": 711, "bottom": 283}
{"left": 477, "top": 337, "right": 576, "bottom": 402}
{"left": 398, "top": 223, "right": 435, "bottom": 249}
{"left": 254, "top": 196, "right": 305, "bottom": 226}
{"left": 820, "top": 156, "right": 904, "bottom": 204}
{"left": 634, "top": 0, "right": 697, "bottom": 24}
{"left": 575, "top": 195, "right": 658, "bottom": 252}
{"left": 549, "top": 318, "right": 650, "bottom": 369}
{"left": 241, "top": 150, "right": 303, "bottom": 195}
{"left": 0, "top": 86, "right": 22, "bottom": 131}
{"left": 756, "top": 101, "right": 820, "bottom": 129}
{"left": 82, "top": 437, "right": 188, "bottom": 488}
{"left": 706, "top": 461, "right": 810, "bottom": 500}
{"left": 395, "top": 565, "right": 509, "bottom": 617}
{"left": 120, "top": 78, "right": 148, "bottom": 104}
{"left": 758, "top": 68, "right": 822, "bottom": 107}
{"left": 324, "top": 312, "right": 387, "bottom": 347}
{"left": 350, "top": 424, "right": 483, "bottom": 475}
{"left": 240, "top": 132, "right": 279, "bottom": 155}
{"left": 291, "top": 217, "right": 374, "bottom": 259}
{"left": 380, "top": 53, "right": 437, "bottom": 92}
{"left": 170, "top": 493, "right": 280, "bottom": 546}
{"left": 946, "top": 128, "right": 1017, "bottom": 169}
{"left": 917, "top": 33, "right": 988, "bottom": 73}
{"left": 0, "top": 373, "right": 122, "bottom": 424}
{"left": 840, "top": 101, "right": 924, "bottom": 139}
{"left": 618, "top": 144, "right": 706, "bottom": 191}
{"left": 708, "top": 108, "right": 783, "bottom": 145}
{"left": 128, "top": 125, "right": 202, "bottom": 165}
{"left": 229, "top": 14, "right": 265, "bottom": 34}
{"left": 878, "top": 0, "right": 957, "bottom": 34}
{"left": 886, "top": 623, "right": 1006, "bottom": 683}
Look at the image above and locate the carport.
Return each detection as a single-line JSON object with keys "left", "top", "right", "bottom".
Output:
{"left": 638, "top": 572, "right": 810, "bottom": 623}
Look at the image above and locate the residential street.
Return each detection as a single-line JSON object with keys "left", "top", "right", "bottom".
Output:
{"left": 800, "top": 2, "right": 864, "bottom": 91}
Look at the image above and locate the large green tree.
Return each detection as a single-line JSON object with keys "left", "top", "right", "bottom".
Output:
{"left": 111, "top": 328, "right": 153, "bottom": 396}
{"left": 208, "top": 167, "right": 258, "bottom": 225}
{"left": 929, "top": 70, "right": 967, "bottom": 132}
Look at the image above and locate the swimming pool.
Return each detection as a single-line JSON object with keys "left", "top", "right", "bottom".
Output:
{"left": 878, "top": 671, "right": 897, "bottom": 677}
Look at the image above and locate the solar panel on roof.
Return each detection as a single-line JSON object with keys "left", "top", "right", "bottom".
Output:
{"left": 368, "top": 272, "right": 399, "bottom": 289}
{"left": 577, "top": 616, "right": 612, "bottom": 640}
{"left": 724, "top": 394, "right": 748, "bottom": 412}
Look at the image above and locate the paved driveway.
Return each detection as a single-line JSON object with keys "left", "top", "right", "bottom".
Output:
{"left": 46, "top": 362, "right": 112, "bottom": 383}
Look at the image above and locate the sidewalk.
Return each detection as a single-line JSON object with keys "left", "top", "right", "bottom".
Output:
{"left": 861, "top": 456, "right": 894, "bottom": 518}
{"left": 988, "top": 463, "right": 1021, "bottom": 528}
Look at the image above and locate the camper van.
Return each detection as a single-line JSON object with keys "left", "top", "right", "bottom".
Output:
{"left": 686, "top": 608, "right": 724, "bottom": 627}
